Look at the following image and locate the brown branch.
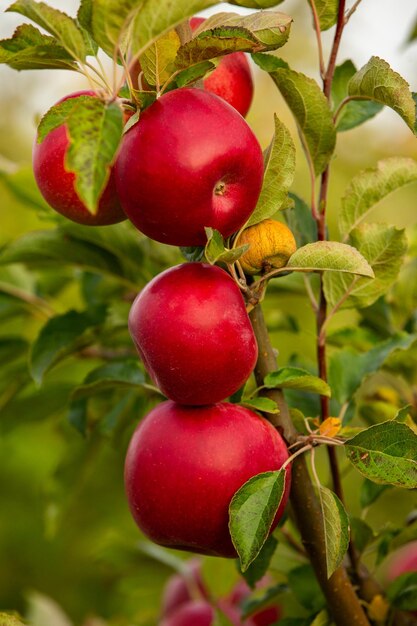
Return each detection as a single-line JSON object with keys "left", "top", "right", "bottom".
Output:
{"left": 249, "top": 305, "right": 371, "bottom": 626}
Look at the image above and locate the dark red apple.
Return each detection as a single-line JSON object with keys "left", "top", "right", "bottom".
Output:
{"left": 190, "top": 17, "right": 254, "bottom": 117}
{"left": 162, "top": 559, "right": 207, "bottom": 617}
{"left": 160, "top": 600, "right": 214, "bottom": 626}
{"left": 33, "top": 91, "right": 125, "bottom": 226}
{"left": 128, "top": 263, "right": 258, "bottom": 405}
{"left": 115, "top": 87, "right": 264, "bottom": 246}
{"left": 124, "top": 401, "right": 291, "bottom": 558}
{"left": 229, "top": 579, "right": 282, "bottom": 625}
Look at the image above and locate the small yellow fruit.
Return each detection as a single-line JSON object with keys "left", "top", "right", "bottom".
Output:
{"left": 238, "top": 219, "right": 297, "bottom": 275}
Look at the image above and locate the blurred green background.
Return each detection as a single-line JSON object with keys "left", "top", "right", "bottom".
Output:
{"left": 1, "top": 1, "right": 417, "bottom": 625}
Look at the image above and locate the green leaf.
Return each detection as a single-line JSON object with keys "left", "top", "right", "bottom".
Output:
{"left": 240, "top": 535, "right": 278, "bottom": 588}
{"left": 332, "top": 61, "right": 383, "bottom": 132}
{"left": 180, "top": 245, "right": 205, "bottom": 262}
{"left": 241, "top": 397, "right": 279, "bottom": 414}
{"left": 91, "top": 0, "right": 140, "bottom": 58}
{"left": 387, "top": 572, "right": 417, "bottom": 611}
{"left": 350, "top": 517, "right": 374, "bottom": 554}
{"left": 175, "top": 60, "right": 216, "bottom": 87}
{"left": 77, "top": 0, "right": 98, "bottom": 55}
{"left": 264, "top": 367, "right": 331, "bottom": 396}
{"left": 67, "top": 99, "right": 123, "bottom": 214}
{"left": 310, "top": 610, "right": 332, "bottom": 626}
{"left": 140, "top": 29, "right": 181, "bottom": 88}
{"left": 251, "top": 52, "right": 289, "bottom": 72}
{"left": 406, "top": 17, "right": 417, "bottom": 44}
{"left": 245, "top": 115, "right": 296, "bottom": 228}
{"left": 360, "top": 478, "right": 391, "bottom": 508}
{"left": 339, "top": 158, "right": 417, "bottom": 238}
{"left": 324, "top": 224, "right": 408, "bottom": 310}
{"left": 229, "top": 469, "right": 287, "bottom": 571}
{"left": 287, "top": 564, "right": 325, "bottom": 613}
{"left": 261, "top": 60, "right": 336, "bottom": 175}
{"left": 0, "top": 337, "right": 28, "bottom": 364}
{"left": 175, "top": 11, "right": 292, "bottom": 69}
{"left": 7, "top": 0, "right": 87, "bottom": 61}
{"left": 345, "top": 421, "right": 417, "bottom": 487}
{"left": 0, "top": 23, "right": 76, "bottom": 70}
{"left": 30, "top": 307, "right": 107, "bottom": 385}
{"left": 283, "top": 193, "right": 317, "bottom": 247}
{"left": 287, "top": 241, "right": 374, "bottom": 277}
{"left": 0, "top": 230, "right": 125, "bottom": 281}
{"left": 71, "top": 360, "right": 146, "bottom": 401}
{"left": 229, "top": 0, "right": 285, "bottom": 8}
{"left": 37, "top": 95, "right": 87, "bottom": 141}
{"left": 347, "top": 56, "right": 416, "bottom": 131}
{"left": 308, "top": 0, "right": 338, "bottom": 31}
{"left": 204, "top": 228, "right": 249, "bottom": 265}
{"left": 130, "top": 0, "right": 221, "bottom": 57}
{"left": 318, "top": 486, "right": 350, "bottom": 578}
{"left": 329, "top": 333, "right": 417, "bottom": 405}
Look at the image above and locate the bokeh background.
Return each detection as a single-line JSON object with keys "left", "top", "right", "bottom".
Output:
{"left": 1, "top": 1, "right": 417, "bottom": 625}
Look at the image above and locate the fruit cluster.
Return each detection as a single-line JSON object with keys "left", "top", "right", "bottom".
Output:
{"left": 160, "top": 558, "right": 282, "bottom": 625}
{"left": 32, "top": 35, "right": 292, "bottom": 559}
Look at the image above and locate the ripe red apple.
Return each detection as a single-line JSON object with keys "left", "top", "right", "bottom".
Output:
{"left": 115, "top": 87, "right": 264, "bottom": 246}
{"left": 124, "top": 401, "right": 291, "bottom": 558}
{"left": 190, "top": 17, "right": 254, "bottom": 117}
{"left": 128, "top": 263, "right": 258, "bottom": 405}
{"left": 33, "top": 91, "right": 125, "bottom": 226}
{"left": 160, "top": 600, "right": 214, "bottom": 626}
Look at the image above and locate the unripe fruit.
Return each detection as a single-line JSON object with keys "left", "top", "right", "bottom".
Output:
{"left": 190, "top": 17, "right": 254, "bottom": 117}
{"left": 128, "top": 263, "right": 258, "bottom": 405}
{"left": 238, "top": 219, "right": 297, "bottom": 275}
{"left": 160, "top": 600, "right": 214, "bottom": 626}
{"left": 115, "top": 88, "right": 264, "bottom": 246}
{"left": 125, "top": 401, "right": 291, "bottom": 558}
{"left": 33, "top": 91, "right": 125, "bottom": 226}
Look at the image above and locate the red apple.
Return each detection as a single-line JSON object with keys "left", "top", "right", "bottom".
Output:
{"left": 386, "top": 540, "right": 417, "bottom": 581}
{"left": 160, "top": 600, "right": 214, "bottom": 626}
{"left": 162, "top": 559, "right": 207, "bottom": 617}
{"left": 229, "top": 579, "right": 282, "bottom": 625}
{"left": 124, "top": 401, "right": 291, "bottom": 558}
{"left": 190, "top": 17, "right": 254, "bottom": 117}
{"left": 114, "top": 87, "right": 264, "bottom": 246}
{"left": 128, "top": 263, "right": 258, "bottom": 405}
{"left": 33, "top": 91, "right": 125, "bottom": 226}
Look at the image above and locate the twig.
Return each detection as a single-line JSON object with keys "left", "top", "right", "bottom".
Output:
{"left": 309, "top": 0, "right": 326, "bottom": 79}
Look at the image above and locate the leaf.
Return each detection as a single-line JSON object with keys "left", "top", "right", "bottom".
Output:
{"left": 30, "top": 307, "right": 107, "bottom": 385}
{"left": 329, "top": 333, "right": 417, "bottom": 405}
{"left": 7, "top": 0, "right": 87, "bottom": 61}
{"left": 175, "top": 11, "right": 292, "bottom": 69}
{"left": 204, "top": 228, "right": 249, "bottom": 265}
{"left": 347, "top": 56, "right": 416, "bottom": 131}
{"left": 339, "top": 157, "right": 417, "bottom": 238}
{"left": 77, "top": 0, "right": 98, "bottom": 55}
{"left": 260, "top": 59, "right": 336, "bottom": 175}
{"left": 349, "top": 517, "right": 374, "bottom": 554}
{"left": 345, "top": 421, "right": 417, "bottom": 487}
{"left": 264, "top": 367, "right": 331, "bottom": 396}
{"left": 241, "top": 397, "right": 280, "bottom": 414}
{"left": 245, "top": 115, "right": 296, "bottom": 228}
{"left": 318, "top": 486, "right": 350, "bottom": 578}
{"left": 308, "top": 0, "right": 338, "bottom": 31}
{"left": 324, "top": 224, "right": 408, "bottom": 310}
{"left": 229, "top": 469, "right": 287, "bottom": 571}
{"left": 283, "top": 193, "right": 317, "bottom": 247}
{"left": 252, "top": 51, "right": 289, "bottom": 72}
{"left": 140, "top": 29, "right": 181, "bottom": 88}
{"left": 310, "top": 610, "right": 332, "bottom": 626}
{"left": 359, "top": 478, "right": 390, "bottom": 508}
{"left": 287, "top": 241, "right": 374, "bottom": 277}
{"left": 287, "top": 564, "right": 325, "bottom": 613}
{"left": 66, "top": 99, "right": 123, "bottom": 214}
{"left": 240, "top": 535, "right": 278, "bottom": 588}
{"left": 91, "top": 0, "right": 140, "bottom": 58}
{"left": 0, "top": 24, "right": 76, "bottom": 70}
{"left": 319, "top": 417, "right": 341, "bottom": 438}
{"left": 70, "top": 360, "right": 146, "bottom": 401}
{"left": 229, "top": 0, "right": 285, "bottom": 8}
{"left": 387, "top": 573, "right": 417, "bottom": 611}
{"left": 175, "top": 60, "right": 216, "bottom": 87}
{"left": 332, "top": 60, "right": 383, "bottom": 132}
{"left": 406, "top": 17, "right": 417, "bottom": 44}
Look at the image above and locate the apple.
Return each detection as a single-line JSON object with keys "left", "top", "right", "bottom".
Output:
{"left": 190, "top": 17, "right": 254, "bottom": 117}
{"left": 160, "top": 600, "right": 214, "bottom": 626}
{"left": 162, "top": 559, "right": 207, "bottom": 617}
{"left": 33, "top": 91, "right": 125, "bottom": 226}
{"left": 124, "top": 400, "right": 291, "bottom": 558}
{"left": 386, "top": 540, "right": 417, "bottom": 581}
{"left": 114, "top": 87, "right": 264, "bottom": 246}
{"left": 228, "top": 579, "right": 282, "bottom": 625}
{"left": 128, "top": 263, "right": 258, "bottom": 405}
